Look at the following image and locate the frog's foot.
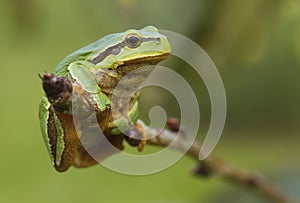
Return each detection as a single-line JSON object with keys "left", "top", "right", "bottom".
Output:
{"left": 124, "top": 122, "right": 147, "bottom": 152}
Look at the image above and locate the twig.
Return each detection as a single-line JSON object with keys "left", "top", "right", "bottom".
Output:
{"left": 141, "top": 124, "right": 297, "bottom": 203}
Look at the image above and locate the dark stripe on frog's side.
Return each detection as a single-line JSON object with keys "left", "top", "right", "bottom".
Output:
{"left": 89, "top": 37, "right": 160, "bottom": 65}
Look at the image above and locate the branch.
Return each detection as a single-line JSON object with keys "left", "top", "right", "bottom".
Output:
{"left": 139, "top": 121, "right": 296, "bottom": 203}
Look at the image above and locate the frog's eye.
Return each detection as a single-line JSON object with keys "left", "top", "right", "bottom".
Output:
{"left": 125, "top": 33, "right": 141, "bottom": 48}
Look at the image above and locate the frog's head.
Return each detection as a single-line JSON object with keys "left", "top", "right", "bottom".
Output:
{"left": 89, "top": 26, "right": 171, "bottom": 71}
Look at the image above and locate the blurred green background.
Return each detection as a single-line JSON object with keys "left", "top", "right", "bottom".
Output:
{"left": 0, "top": 0, "right": 300, "bottom": 202}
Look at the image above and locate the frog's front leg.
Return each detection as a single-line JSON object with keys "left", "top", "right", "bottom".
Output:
{"left": 124, "top": 120, "right": 150, "bottom": 152}
{"left": 68, "top": 61, "right": 111, "bottom": 112}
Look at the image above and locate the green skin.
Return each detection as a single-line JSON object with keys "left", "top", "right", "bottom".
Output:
{"left": 39, "top": 26, "right": 171, "bottom": 172}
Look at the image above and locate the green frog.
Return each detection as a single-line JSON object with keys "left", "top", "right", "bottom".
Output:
{"left": 39, "top": 26, "right": 171, "bottom": 172}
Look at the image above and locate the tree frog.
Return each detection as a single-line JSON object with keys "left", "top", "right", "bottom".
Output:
{"left": 39, "top": 26, "right": 171, "bottom": 172}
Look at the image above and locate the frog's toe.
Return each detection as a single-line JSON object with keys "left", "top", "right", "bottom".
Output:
{"left": 124, "top": 126, "right": 146, "bottom": 152}
{"left": 124, "top": 127, "right": 141, "bottom": 146}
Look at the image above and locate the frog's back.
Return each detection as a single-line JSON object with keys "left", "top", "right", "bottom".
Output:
{"left": 53, "top": 33, "right": 121, "bottom": 76}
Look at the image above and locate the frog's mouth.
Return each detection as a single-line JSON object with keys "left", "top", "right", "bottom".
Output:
{"left": 116, "top": 53, "right": 170, "bottom": 73}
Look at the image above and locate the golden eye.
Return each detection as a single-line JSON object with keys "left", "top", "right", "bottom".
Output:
{"left": 125, "top": 33, "right": 141, "bottom": 48}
